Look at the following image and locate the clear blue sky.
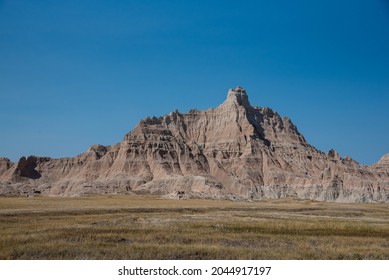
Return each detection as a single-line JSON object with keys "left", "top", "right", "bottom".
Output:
{"left": 0, "top": 0, "right": 388, "bottom": 165}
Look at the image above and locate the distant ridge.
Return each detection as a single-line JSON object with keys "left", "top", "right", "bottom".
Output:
{"left": 1, "top": 86, "right": 388, "bottom": 202}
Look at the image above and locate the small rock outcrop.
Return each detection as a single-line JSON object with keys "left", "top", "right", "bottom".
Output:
{"left": 0, "top": 86, "right": 388, "bottom": 202}
{"left": 371, "top": 154, "right": 389, "bottom": 172}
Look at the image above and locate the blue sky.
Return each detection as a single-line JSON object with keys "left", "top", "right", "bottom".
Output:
{"left": 0, "top": 0, "right": 388, "bottom": 165}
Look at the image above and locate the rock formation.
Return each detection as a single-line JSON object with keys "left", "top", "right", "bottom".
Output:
{"left": 0, "top": 87, "right": 388, "bottom": 202}
{"left": 370, "top": 154, "right": 389, "bottom": 172}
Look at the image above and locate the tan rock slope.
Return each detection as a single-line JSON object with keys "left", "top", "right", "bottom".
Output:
{"left": 0, "top": 87, "right": 388, "bottom": 202}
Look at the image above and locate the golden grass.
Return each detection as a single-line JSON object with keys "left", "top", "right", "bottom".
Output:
{"left": 0, "top": 195, "right": 388, "bottom": 259}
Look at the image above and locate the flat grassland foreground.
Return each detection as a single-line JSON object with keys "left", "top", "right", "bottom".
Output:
{"left": 0, "top": 195, "right": 388, "bottom": 260}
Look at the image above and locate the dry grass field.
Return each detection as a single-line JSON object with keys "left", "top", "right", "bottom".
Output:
{"left": 0, "top": 195, "right": 388, "bottom": 260}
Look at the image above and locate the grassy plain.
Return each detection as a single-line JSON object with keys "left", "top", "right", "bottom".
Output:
{"left": 0, "top": 195, "right": 388, "bottom": 259}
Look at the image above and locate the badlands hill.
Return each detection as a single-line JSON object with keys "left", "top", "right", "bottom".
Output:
{"left": 0, "top": 87, "right": 388, "bottom": 202}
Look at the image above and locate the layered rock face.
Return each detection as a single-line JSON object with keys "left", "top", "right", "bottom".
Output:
{"left": 1, "top": 87, "right": 388, "bottom": 202}
{"left": 370, "top": 154, "right": 389, "bottom": 173}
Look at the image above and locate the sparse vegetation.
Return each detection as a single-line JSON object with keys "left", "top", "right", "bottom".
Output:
{"left": 0, "top": 195, "right": 388, "bottom": 259}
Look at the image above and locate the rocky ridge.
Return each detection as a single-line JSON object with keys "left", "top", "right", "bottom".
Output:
{"left": 0, "top": 87, "right": 388, "bottom": 202}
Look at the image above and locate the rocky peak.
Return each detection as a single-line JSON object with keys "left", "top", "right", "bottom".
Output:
{"left": 327, "top": 149, "right": 342, "bottom": 161}
{"left": 87, "top": 144, "right": 108, "bottom": 159}
{"left": 372, "top": 153, "right": 389, "bottom": 172}
{"left": 14, "top": 156, "right": 41, "bottom": 180}
{"left": 377, "top": 154, "right": 389, "bottom": 164}
{"left": 225, "top": 86, "right": 251, "bottom": 108}
{"left": 0, "top": 157, "right": 12, "bottom": 174}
